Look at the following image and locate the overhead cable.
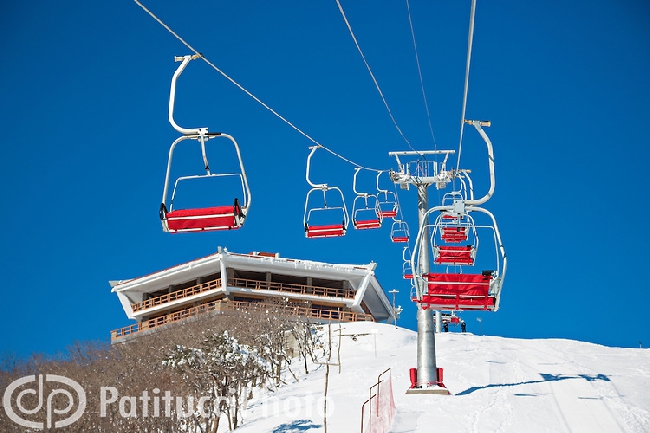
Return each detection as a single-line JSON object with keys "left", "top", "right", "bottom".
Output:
{"left": 335, "top": 0, "right": 414, "bottom": 151}
{"left": 133, "top": 0, "right": 383, "bottom": 172}
{"left": 455, "top": 0, "right": 477, "bottom": 173}
{"left": 405, "top": 0, "right": 437, "bottom": 149}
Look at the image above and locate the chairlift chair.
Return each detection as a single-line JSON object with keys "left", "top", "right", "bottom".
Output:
{"left": 351, "top": 195, "right": 382, "bottom": 230}
{"left": 376, "top": 171, "right": 400, "bottom": 219}
{"left": 410, "top": 204, "right": 506, "bottom": 312}
{"left": 304, "top": 146, "right": 350, "bottom": 238}
{"left": 304, "top": 188, "right": 349, "bottom": 238}
{"left": 418, "top": 272, "right": 496, "bottom": 311}
{"left": 395, "top": 120, "right": 505, "bottom": 311}
{"left": 431, "top": 212, "right": 478, "bottom": 266}
{"left": 160, "top": 55, "right": 251, "bottom": 233}
{"left": 402, "top": 246, "right": 414, "bottom": 280}
{"left": 390, "top": 220, "right": 410, "bottom": 243}
{"left": 351, "top": 168, "right": 382, "bottom": 230}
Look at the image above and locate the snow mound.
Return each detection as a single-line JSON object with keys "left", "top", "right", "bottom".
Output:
{"left": 229, "top": 322, "right": 650, "bottom": 433}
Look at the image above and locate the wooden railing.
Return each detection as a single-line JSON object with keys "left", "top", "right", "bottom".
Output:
{"left": 132, "top": 279, "right": 222, "bottom": 313}
{"left": 229, "top": 277, "right": 356, "bottom": 299}
{"left": 130, "top": 277, "right": 355, "bottom": 313}
{"left": 112, "top": 299, "right": 374, "bottom": 341}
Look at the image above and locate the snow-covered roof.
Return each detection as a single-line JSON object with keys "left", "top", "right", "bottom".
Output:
{"left": 110, "top": 248, "right": 394, "bottom": 323}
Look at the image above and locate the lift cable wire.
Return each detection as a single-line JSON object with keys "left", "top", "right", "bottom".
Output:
{"left": 133, "top": 0, "right": 386, "bottom": 173}
{"left": 405, "top": 0, "right": 437, "bottom": 149}
{"left": 455, "top": 0, "right": 477, "bottom": 174}
{"left": 335, "top": 0, "right": 418, "bottom": 153}
{"left": 319, "top": 146, "right": 383, "bottom": 172}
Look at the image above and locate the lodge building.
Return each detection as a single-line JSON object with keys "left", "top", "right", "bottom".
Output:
{"left": 110, "top": 248, "right": 395, "bottom": 341}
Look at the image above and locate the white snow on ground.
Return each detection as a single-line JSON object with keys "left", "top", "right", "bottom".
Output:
{"left": 224, "top": 322, "right": 650, "bottom": 433}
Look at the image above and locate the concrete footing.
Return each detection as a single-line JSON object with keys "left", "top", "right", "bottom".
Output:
{"left": 406, "top": 386, "right": 451, "bottom": 395}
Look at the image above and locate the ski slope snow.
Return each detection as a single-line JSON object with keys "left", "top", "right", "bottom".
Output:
{"left": 227, "top": 322, "right": 650, "bottom": 433}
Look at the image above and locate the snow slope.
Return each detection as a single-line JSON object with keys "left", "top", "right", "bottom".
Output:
{"left": 228, "top": 322, "right": 650, "bottom": 433}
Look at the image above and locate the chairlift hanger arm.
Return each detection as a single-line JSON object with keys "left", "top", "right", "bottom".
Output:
{"left": 463, "top": 120, "right": 495, "bottom": 206}
{"left": 353, "top": 167, "right": 374, "bottom": 197}
{"left": 306, "top": 146, "right": 327, "bottom": 189}
{"left": 377, "top": 171, "right": 386, "bottom": 193}
{"left": 377, "top": 170, "right": 399, "bottom": 200}
{"left": 169, "top": 54, "right": 208, "bottom": 136}
{"left": 455, "top": 170, "right": 474, "bottom": 201}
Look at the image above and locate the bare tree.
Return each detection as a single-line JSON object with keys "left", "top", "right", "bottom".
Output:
{"left": 0, "top": 302, "right": 320, "bottom": 432}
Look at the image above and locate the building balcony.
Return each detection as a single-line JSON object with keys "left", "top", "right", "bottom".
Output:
{"left": 130, "top": 277, "right": 356, "bottom": 314}
{"left": 112, "top": 298, "right": 375, "bottom": 342}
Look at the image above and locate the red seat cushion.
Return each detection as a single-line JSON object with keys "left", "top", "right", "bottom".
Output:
{"left": 426, "top": 273, "right": 491, "bottom": 292}
{"left": 166, "top": 206, "right": 240, "bottom": 232}
{"left": 435, "top": 245, "right": 475, "bottom": 265}
{"left": 416, "top": 295, "right": 495, "bottom": 310}
{"left": 306, "top": 224, "right": 346, "bottom": 238}
{"left": 354, "top": 219, "right": 382, "bottom": 230}
{"left": 441, "top": 227, "right": 468, "bottom": 243}
{"left": 414, "top": 273, "right": 494, "bottom": 310}
{"left": 379, "top": 210, "right": 398, "bottom": 219}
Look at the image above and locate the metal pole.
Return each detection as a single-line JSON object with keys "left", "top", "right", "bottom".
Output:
{"left": 415, "top": 184, "right": 438, "bottom": 388}
{"left": 389, "top": 289, "right": 399, "bottom": 327}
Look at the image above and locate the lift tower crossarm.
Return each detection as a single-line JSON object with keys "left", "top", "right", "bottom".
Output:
{"left": 389, "top": 150, "right": 455, "bottom": 189}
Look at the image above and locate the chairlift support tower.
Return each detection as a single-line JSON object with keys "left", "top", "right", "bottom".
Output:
{"left": 389, "top": 149, "right": 455, "bottom": 395}
{"left": 391, "top": 121, "right": 507, "bottom": 394}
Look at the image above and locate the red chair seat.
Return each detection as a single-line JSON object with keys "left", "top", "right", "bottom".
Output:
{"left": 391, "top": 236, "right": 409, "bottom": 243}
{"left": 306, "top": 224, "right": 346, "bottom": 238}
{"left": 354, "top": 219, "right": 382, "bottom": 230}
{"left": 166, "top": 205, "right": 241, "bottom": 233}
{"left": 379, "top": 210, "right": 398, "bottom": 219}
{"left": 435, "top": 245, "right": 475, "bottom": 265}
{"left": 441, "top": 227, "right": 468, "bottom": 243}
{"left": 414, "top": 273, "right": 495, "bottom": 310}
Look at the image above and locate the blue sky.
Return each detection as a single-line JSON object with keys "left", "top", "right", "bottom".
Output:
{"left": 1, "top": 0, "right": 648, "bottom": 358}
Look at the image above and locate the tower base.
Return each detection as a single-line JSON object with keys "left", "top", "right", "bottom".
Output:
{"left": 406, "top": 386, "right": 451, "bottom": 395}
